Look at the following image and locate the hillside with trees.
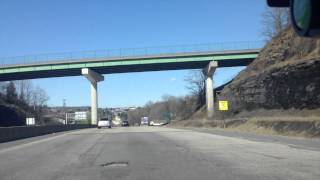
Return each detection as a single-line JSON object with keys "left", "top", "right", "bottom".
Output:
{"left": 0, "top": 81, "right": 49, "bottom": 127}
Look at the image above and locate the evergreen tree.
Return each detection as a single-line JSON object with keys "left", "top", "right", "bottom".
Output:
{"left": 6, "top": 81, "right": 18, "bottom": 104}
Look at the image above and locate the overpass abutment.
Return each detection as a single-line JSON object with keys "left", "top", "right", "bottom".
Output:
{"left": 82, "top": 68, "right": 104, "bottom": 125}
{"left": 203, "top": 61, "right": 217, "bottom": 118}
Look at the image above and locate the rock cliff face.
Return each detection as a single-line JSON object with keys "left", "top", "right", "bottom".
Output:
{"left": 219, "top": 27, "right": 320, "bottom": 114}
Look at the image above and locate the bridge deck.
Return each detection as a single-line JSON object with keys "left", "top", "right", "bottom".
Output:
{"left": 0, "top": 43, "right": 262, "bottom": 81}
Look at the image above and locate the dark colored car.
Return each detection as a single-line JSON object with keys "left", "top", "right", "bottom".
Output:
{"left": 121, "top": 121, "right": 130, "bottom": 127}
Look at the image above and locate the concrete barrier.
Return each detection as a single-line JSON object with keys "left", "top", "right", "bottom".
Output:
{"left": 0, "top": 124, "right": 94, "bottom": 143}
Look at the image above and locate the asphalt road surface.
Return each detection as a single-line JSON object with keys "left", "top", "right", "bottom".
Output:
{"left": 0, "top": 126, "right": 319, "bottom": 180}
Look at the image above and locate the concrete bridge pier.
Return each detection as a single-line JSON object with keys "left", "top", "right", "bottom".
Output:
{"left": 82, "top": 68, "right": 104, "bottom": 125}
{"left": 203, "top": 61, "right": 217, "bottom": 118}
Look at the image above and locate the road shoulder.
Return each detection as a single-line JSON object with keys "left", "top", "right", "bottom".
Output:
{"left": 170, "top": 126, "right": 320, "bottom": 151}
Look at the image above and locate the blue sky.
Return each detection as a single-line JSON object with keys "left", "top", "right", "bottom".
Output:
{"left": 0, "top": 0, "right": 266, "bottom": 107}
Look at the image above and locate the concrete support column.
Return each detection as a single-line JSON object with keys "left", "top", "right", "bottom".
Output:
{"left": 203, "top": 61, "right": 218, "bottom": 118}
{"left": 205, "top": 75, "right": 214, "bottom": 118}
{"left": 90, "top": 81, "right": 98, "bottom": 125}
{"left": 82, "top": 68, "right": 104, "bottom": 125}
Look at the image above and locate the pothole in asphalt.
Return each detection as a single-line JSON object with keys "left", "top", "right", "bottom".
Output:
{"left": 100, "top": 161, "right": 129, "bottom": 168}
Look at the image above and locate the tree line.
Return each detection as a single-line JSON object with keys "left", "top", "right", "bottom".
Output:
{"left": 0, "top": 80, "right": 49, "bottom": 126}
{"left": 127, "top": 70, "right": 205, "bottom": 125}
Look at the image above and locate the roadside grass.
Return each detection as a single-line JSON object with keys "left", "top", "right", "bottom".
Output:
{"left": 170, "top": 112, "right": 320, "bottom": 138}
{"left": 226, "top": 117, "right": 320, "bottom": 138}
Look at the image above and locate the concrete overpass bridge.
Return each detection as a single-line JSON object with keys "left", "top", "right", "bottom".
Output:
{"left": 0, "top": 41, "right": 263, "bottom": 124}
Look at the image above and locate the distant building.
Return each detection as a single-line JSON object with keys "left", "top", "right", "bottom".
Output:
{"left": 74, "top": 112, "right": 87, "bottom": 121}
{"left": 26, "top": 117, "right": 35, "bottom": 126}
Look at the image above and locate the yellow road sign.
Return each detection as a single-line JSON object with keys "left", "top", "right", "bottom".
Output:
{"left": 219, "top": 101, "right": 229, "bottom": 111}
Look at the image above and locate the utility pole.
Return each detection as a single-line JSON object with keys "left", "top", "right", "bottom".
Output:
{"left": 63, "top": 99, "right": 66, "bottom": 108}
{"left": 63, "top": 99, "right": 67, "bottom": 124}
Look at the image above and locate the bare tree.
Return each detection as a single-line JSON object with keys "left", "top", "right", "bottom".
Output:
{"left": 261, "top": 7, "right": 290, "bottom": 40}
{"left": 6, "top": 81, "right": 18, "bottom": 104}
{"left": 162, "top": 95, "right": 197, "bottom": 120}
{"left": 184, "top": 70, "right": 206, "bottom": 109}
{"left": 15, "top": 80, "right": 32, "bottom": 103}
{"left": 31, "top": 86, "right": 49, "bottom": 124}
{"left": 15, "top": 80, "right": 33, "bottom": 109}
{"left": 128, "top": 95, "right": 197, "bottom": 122}
{"left": 127, "top": 107, "right": 146, "bottom": 125}
{"left": 0, "top": 82, "right": 7, "bottom": 96}
{"left": 0, "top": 82, "right": 8, "bottom": 102}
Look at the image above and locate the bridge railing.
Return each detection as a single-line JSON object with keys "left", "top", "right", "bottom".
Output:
{"left": 0, "top": 41, "right": 264, "bottom": 67}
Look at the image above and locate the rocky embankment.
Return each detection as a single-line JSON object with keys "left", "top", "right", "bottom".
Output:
{"left": 174, "top": 28, "right": 320, "bottom": 138}
{"left": 219, "top": 27, "right": 320, "bottom": 113}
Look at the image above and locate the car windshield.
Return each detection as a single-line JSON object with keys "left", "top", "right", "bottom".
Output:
{"left": 0, "top": 1, "right": 319, "bottom": 180}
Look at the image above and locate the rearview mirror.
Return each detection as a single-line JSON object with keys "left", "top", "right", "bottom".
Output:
{"left": 267, "top": 0, "right": 320, "bottom": 37}
{"left": 267, "top": 0, "right": 290, "bottom": 7}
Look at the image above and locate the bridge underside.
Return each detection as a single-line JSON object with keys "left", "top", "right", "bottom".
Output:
{"left": 0, "top": 58, "right": 254, "bottom": 81}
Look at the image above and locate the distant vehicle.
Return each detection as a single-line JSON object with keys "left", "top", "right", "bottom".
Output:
{"left": 149, "top": 120, "right": 168, "bottom": 126}
{"left": 154, "top": 122, "right": 163, "bottom": 126}
{"left": 98, "top": 118, "right": 111, "bottom": 129}
{"left": 121, "top": 121, "right": 130, "bottom": 127}
{"left": 141, "top": 117, "right": 149, "bottom": 126}
{"left": 149, "top": 121, "right": 154, "bottom": 126}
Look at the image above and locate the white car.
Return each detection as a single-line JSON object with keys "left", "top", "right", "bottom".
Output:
{"left": 150, "top": 121, "right": 165, "bottom": 126}
{"left": 98, "top": 118, "right": 111, "bottom": 129}
{"left": 149, "top": 121, "right": 154, "bottom": 126}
